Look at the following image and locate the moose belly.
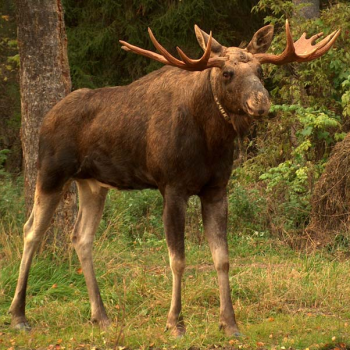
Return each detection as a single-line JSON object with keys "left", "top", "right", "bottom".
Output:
{"left": 74, "top": 154, "right": 158, "bottom": 190}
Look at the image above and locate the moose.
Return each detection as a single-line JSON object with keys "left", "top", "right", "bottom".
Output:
{"left": 10, "top": 21, "right": 339, "bottom": 337}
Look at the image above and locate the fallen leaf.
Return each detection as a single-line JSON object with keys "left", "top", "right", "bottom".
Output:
{"left": 76, "top": 268, "right": 83, "bottom": 275}
{"left": 1, "top": 15, "right": 9, "bottom": 21}
{"left": 332, "top": 336, "right": 336, "bottom": 341}
{"left": 52, "top": 284, "right": 58, "bottom": 289}
{"left": 257, "top": 342, "right": 264, "bottom": 347}
{"left": 268, "top": 317, "right": 275, "bottom": 322}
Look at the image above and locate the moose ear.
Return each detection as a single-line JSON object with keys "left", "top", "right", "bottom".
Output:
{"left": 194, "top": 25, "right": 223, "bottom": 56}
{"left": 246, "top": 25, "right": 274, "bottom": 54}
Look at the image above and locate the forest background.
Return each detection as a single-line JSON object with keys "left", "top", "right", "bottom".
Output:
{"left": 1, "top": 0, "right": 350, "bottom": 349}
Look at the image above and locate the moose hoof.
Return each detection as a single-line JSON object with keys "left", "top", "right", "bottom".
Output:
{"left": 93, "top": 318, "right": 111, "bottom": 331}
{"left": 13, "top": 322, "right": 31, "bottom": 331}
{"left": 100, "top": 318, "right": 112, "bottom": 331}
{"left": 220, "top": 323, "right": 242, "bottom": 337}
{"left": 165, "top": 316, "right": 186, "bottom": 338}
{"left": 165, "top": 324, "right": 186, "bottom": 338}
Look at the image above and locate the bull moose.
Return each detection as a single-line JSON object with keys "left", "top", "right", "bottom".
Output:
{"left": 10, "top": 21, "right": 339, "bottom": 337}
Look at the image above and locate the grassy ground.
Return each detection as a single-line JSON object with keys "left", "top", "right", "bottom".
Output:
{"left": 1, "top": 189, "right": 350, "bottom": 350}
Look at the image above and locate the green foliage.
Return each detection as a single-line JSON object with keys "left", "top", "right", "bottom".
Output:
{"left": 231, "top": 1, "right": 350, "bottom": 236}
{"left": 228, "top": 183, "right": 267, "bottom": 236}
{"left": 252, "top": 0, "right": 294, "bottom": 22}
{"left": 341, "top": 75, "right": 350, "bottom": 118}
{"left": 0, "top": 148, "right": 10, "bottom": 176}
{"left": 101, "top": 189, "right": 164, "bottom": 244}
{"left": 0, "top": 175, "right": 25, "bottom": 228}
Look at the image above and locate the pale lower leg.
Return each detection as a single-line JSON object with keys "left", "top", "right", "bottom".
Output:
{"left": 72, "top": 180, "right": 109, "bottom": 327}
{"left": 166, "top": 253, "right": 185, "bottom": 334}
{"left": 10, "top": 189, "right": 62, "bottom": 329}
{"left": 163, "top": 188, "right": 187, "bottom": 336}
{"left": 210, "top": 245, "right": 238, "bottom": 334}
{"left": 200, "top": 187, "right": 240, "bottom": 337}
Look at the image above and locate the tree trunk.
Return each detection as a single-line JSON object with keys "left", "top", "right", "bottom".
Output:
{"left": 16, "top": 0, "right": 77, "bottom": 244}
{"left": 293, "top": 0, "right": 320, "bottom": 19}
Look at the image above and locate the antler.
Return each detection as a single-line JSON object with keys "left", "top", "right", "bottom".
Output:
{"left": 255, "top": 19, "right": 341, "bottom": 65}
{"left": 119, "top": 28, "right": 227, "bottom": 71}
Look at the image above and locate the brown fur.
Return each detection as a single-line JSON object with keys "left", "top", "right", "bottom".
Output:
{"left": 10, "top": 26, "right": 274, "bottom": 336}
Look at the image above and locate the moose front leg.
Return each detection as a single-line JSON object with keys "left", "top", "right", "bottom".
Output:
{"left": 162, "top": 188, "right": 187, "bottom": 337}
{"left": 200, "top": 187, "right": 240, "bottom": 337}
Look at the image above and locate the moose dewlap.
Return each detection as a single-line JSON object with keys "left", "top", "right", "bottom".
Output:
{"left": 10, "top": 21, "right": 339, "bottom": 337}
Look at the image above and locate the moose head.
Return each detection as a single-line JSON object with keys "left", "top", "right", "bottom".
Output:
{"left": 120, "top": 20, "right": 340, "bottom": 128}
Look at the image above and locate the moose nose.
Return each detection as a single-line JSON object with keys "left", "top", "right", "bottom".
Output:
{"left": 244, "top": 93, "right": 270, "bottom": 118}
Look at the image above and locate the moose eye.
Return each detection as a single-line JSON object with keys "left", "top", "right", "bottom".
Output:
{"left": 222, "top": 70, "right": 234, "bottom": 79}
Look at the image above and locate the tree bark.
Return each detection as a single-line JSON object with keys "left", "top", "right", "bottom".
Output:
{"left": 293, "top": 0, "right": 320, "bottom": 19}
{"left": 16, "top": 0, "right": 77, "bottom": 243}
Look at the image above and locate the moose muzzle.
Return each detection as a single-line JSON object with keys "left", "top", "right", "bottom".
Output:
{"left": 242, "top": 80, "right": 270, "bottom": 118}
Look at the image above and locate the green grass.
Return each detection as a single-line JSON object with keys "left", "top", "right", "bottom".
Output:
{"left": 1, "top": 189, "right": 350, "bottom": 349}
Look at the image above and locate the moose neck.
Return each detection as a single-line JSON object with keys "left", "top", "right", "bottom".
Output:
{"left": 209, "top": 72, "right": 232, "bottom": 124}
{"left": 188, "top": 68, "right": 245, "bottom": 147}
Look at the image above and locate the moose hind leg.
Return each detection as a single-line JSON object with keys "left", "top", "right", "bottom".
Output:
{"left": 72, "top": 180, "right": 109, "bottom": 328}
{"left": 200, "top": 187, "right": 240, "bottom": 337}
{"left": 163, "top": 188, "right": 187, "bottom": 337}
{"left": 9, "top": 187, "right": 63, "bottom": 330}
